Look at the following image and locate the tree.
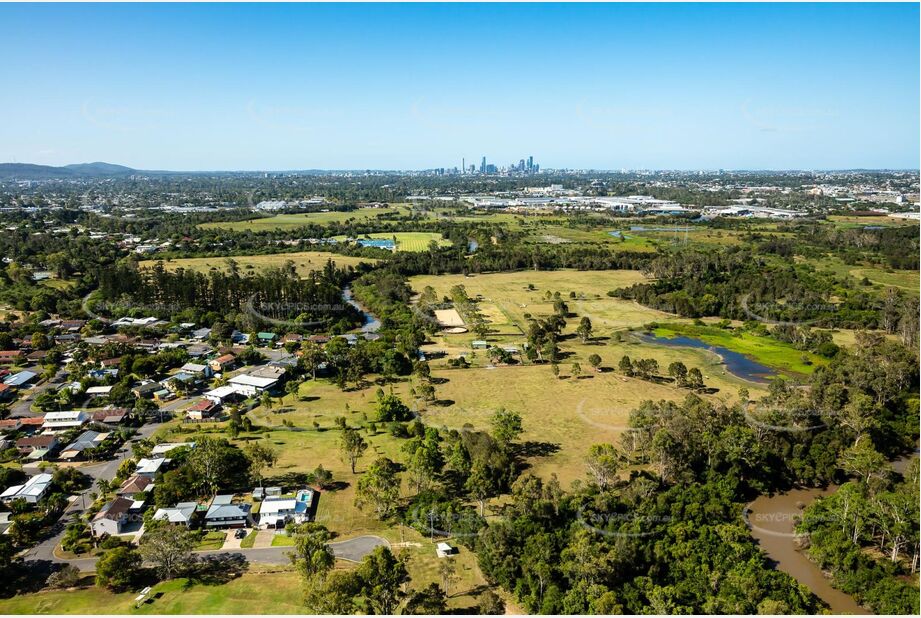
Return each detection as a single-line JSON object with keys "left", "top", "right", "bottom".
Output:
{"left": 619, "top": 355, "right": 634, "bottom": 376}
{"left": 260, "top": 390, "right": 273, "bottom": 411}
{"left": 312, "top": 464, "right": 333, "bottom": 489}
{"left": 491, "top": 408, "right": 522, "bottom": 449}
{"left": 355, "top": 457, "right": 401, "bottom": 519}
{"left": 588, "top": 353, "right": 602, "bottom": 372}
{"left": 686, "top": 367, "right": 705, "bottom": 390}
{"left": 576, "top": 316, "right": 593, "bottom": 343}
{"left": 586, "top": 444, "right": 621, "bottom": 490}
{"left": 187, "top": 437, "right": 252, "bottom": 496}
{"left": 571, "top": 362, "right": 582, "bottom": 379}
{"left": 478, "top": 589, "right": 506, "bottom": 615}
{"left": 340, "top": 427, "right": 368, "bottom": 474}
{"left": 376, "top": 392, "right": 412, "bottom": 422}
{"left": 95, "top": 546, "right": 142, "bottom": 590}
{"left": 551, "top": 363, "right": 560, "bottom": 379}
{"left": 46, "top": 564, "right": 81, "bottom": 589}
{"left": 355, "top": 546, "right": 409, "bottom": 614}
{"left": 404, "top": 582, "right": 448, "bottom": 614}
{"left": 245, "top": 441, "right": 278, "bottom": 488}
{"left": 439, "top": 556, "right": 459, "bottom": 597}
{"left": 465, "top": 462, "right": 497, "bottom": 516}
{"left": 139, "top": 524, "right": 196, "bottom": 580}
{"left": 288, "top": 523, "right": 335, "bottom": 580}
{"left": 667, "top": 361, "right": 688, "bottom": 387}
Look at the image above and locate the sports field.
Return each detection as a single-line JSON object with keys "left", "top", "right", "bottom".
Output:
{"left": 138, "top": 251, "right": 374, "bottom": 278}
{"left": 331, "top": 232, "right": 452, "bottom": 252}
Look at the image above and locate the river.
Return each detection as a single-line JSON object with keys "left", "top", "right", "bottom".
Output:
{"left": 341, "top": 286, "right": 381, "bottom": 335}
{"left": 746, "top": 488, "right": 871, "bottom": 614}
{"left": 637, "top": 332, "right": 776, "bottom": 383}
{"left": 746, "top": 453, "right": 918, "bottom": 614}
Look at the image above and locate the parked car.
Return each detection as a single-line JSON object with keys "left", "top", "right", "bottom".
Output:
{"left": 235, "top": 529, "right": 247, "bottom": 539}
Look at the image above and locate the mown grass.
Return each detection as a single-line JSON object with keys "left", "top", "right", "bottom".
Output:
{"left": 195, "top": 530, "right": 227, "bottom": 550}
{"left": 331, "top": 231, "right": 451, "bottom": 252}
{"left": 138, "top": 251, "right": 374, "bottom": 278}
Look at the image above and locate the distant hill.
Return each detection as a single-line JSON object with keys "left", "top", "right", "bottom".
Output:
{"left": 0, "top": 162, "right": 136, "bottom": 180}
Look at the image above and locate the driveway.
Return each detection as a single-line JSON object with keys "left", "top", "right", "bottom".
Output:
{"left": 253, "top": 530, "right": 275, "bottom": 549}
{"left": 328, "top": 535, "right": 390, "bottom": 562}
{"left": 221, "top": 530, "right": 247, "bottom": 550}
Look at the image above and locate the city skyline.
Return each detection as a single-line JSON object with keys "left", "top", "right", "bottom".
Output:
{"left": 1, "top": 3, "right": 918, "bottom": 171}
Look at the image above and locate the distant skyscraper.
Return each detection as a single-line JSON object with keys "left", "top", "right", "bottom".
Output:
{"left": 527, "top": 156, "right": 533, "bottom": 171}
{"left": 480, "top": 156, "right": 487, "bottom": 173}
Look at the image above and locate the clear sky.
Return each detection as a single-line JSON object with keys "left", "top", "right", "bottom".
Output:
{"left": 1, "top": 2, "right": 918, "bottom": 171}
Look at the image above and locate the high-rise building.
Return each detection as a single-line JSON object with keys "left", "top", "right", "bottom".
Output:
{"left": 527, "top": 156, "right": 533, "bottom": 171}
{"left": 480, "top": 157, "right": 487, "bottom": 173}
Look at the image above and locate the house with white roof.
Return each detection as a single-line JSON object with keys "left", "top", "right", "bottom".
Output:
{"left": 135, "top": 457, "right": 170, "bottom": 477}
{"left": 42, "top": 410, "right": 89, "bottom": 431}
{"left": 228, "top": 374, "right": 278, "bottom": 396}
{"left": 153, "top": 501, "right": 197, "bottom": 526}
{"left": 0, "top": 472, "right": 53, "bottom": 504}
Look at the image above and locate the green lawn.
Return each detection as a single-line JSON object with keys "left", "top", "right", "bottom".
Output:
{"left": 239, "top": 529, "right": 258, "bottom": 549}
{"left": 195, "top": 531, "right": 227, "bottom": 550}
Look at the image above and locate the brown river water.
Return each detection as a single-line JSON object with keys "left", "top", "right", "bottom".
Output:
{"left": 746, "top": 455, "right": 918, "bottom": 615}
{"left": 747, "top": 488, "right": 870, "bottom": 614}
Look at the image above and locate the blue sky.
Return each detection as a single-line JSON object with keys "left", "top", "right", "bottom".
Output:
{"left": 1, "top": 3, "right": 918, "bottom": 170}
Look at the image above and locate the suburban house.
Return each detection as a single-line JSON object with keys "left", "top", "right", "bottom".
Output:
{"left": 153, "top": 501, "right": 197, "bottom": 526}
{"left": 150, "top": 442, "right": 195, "bottom": 457}
{"left": 257, "top": 489, "right": 315, "bottom": 528}
{"left": 0, "top": 350, "right": 24, "bottom": 365}
{"left": 59, "top": 430, "right": 109, "bottom": 460}
{"left": 186, "top": 398, "right": 220, "bottom": 420}
{"left": 131, "top": 381, "right": 161, "bottom": 399}
{"left": 118, "top": 474, "right": 154, "bottom": 496}
{"left": 209, "top": 353, "right": 236, "bottom": 373}
{"left": 179, "top": 362, "right": 213, "bottom": 379}
{"left": 256, "top": 332, "right": 277, "bottom": 346}
{"left": 85, "top": 385, "right": 114, "bottom": 397}
{"left": 135, "top": 457, "right": 169, "bottom": 477}
{"left": 227, "top": 374, "right": 277, "bottom": 396}
{"left": 250, "top": 364, "right": 286, "bottom": 380}
{"left": 0, "top": 473, "right": 53, "bottom": 504}
{"left": 204, "top": 495, "right": 252, "bottom": 528}
{"left": 3, "top": 370, "right": 39, "bottom": 389}
{"left": 15, "top": 434, "right": 59, "bottom": 456}
{"left": 42, "top": 410, "right": 89, "bottom": 431}
{"left": 91, "top": 496, "right": 140, "bottom": 537}
{"left": 0, "top": 383, "right": 12, "bottom": 401}
{"left": 0, "top": 418, "right": 21, "bottom": 433}
{"left": 203, "top": 385, "right": 242, "bottom": 405}
{"left": 91, "top": 408, "right": 129, "bottom": 425}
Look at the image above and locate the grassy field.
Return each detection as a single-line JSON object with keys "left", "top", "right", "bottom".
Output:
{"left": 331, "top": 231, "right": 451, "bottom": 252}
{"left": 826, "top": 214, "right": 918, "bottom": 228}
{"left": 138, "top": 251, "right": 374, "bottom": 278}
{"left": 199, "top": 206, "right": 409, "bottom": 231}
{"left": 0, "top": 569, "right": 306, "bottom": 615}
{"left": 804, "top": 255, "right": 920, "bottom": 293}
